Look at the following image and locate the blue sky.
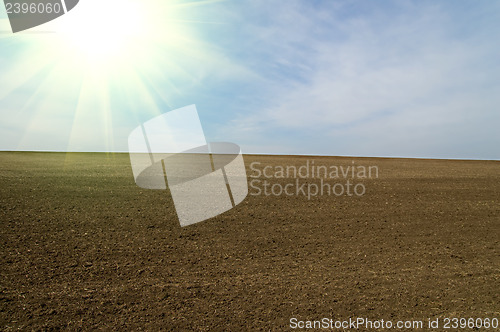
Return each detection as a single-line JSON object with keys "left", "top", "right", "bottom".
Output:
{"left": 0, "top": 0, "right": 499, "bottom": 159}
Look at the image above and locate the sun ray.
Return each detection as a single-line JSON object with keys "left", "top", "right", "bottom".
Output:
{"left": 173, "top": 0, "right": 227, "bottom": 9}
{"left": 1, "top": 0, "right": 236, "bottom": 152}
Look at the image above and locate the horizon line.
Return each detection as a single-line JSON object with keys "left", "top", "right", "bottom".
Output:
{"left": 0, "top": 150, "right": 498, "bottom": 162}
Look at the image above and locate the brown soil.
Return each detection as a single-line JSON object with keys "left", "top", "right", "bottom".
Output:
{"left": 0, "top": 152, "right": 498, "bottom": 330}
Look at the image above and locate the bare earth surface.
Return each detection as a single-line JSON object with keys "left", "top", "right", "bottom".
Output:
{"left": 0, "top": 152, "right": 498, "bottom": 330}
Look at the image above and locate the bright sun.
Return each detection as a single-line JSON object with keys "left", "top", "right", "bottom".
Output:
{"left": 1, "top": 0, "right": 222, "bottom": 151}
{"left": 54, "top": 0, "right": 150, "bottom": 65}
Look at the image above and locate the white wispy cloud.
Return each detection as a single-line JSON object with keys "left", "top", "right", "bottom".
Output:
{"left": 219, "top": 0, "right": 500, "bottom": 159}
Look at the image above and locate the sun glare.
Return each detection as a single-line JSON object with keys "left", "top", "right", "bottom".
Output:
{"left": 2, "top": 0, "right": 224, "bottom": 151}
{"left": 55, "top": 0, "right": 149, "bottom": 64}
